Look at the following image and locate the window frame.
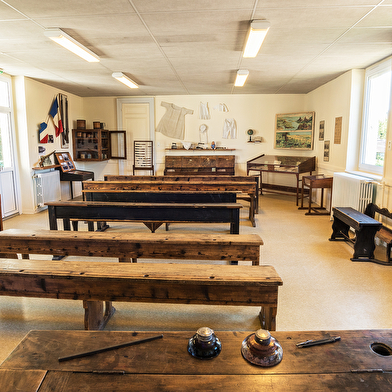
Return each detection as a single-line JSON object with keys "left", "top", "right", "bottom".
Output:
{"left": 359, "top": 57, "right": 392, "bottom": 175}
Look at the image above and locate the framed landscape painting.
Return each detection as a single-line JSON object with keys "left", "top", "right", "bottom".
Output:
{"left": 275, "top": 112, "right": 315, "bottom": 150}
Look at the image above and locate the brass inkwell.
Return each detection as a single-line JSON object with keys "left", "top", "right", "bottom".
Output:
{"left": 241, "top": 329, "right": 283, "bottom": 367}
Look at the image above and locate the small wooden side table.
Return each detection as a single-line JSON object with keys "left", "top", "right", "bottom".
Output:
{"left": 299, "top": 174, "right": 333, "bottom": 215}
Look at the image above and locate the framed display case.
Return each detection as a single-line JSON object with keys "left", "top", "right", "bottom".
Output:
{"left": 247, "top": 154, "right": 316, "bottom": 204}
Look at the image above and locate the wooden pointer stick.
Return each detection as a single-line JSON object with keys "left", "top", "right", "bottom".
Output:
{"left": 58, "top": 334, "right": 163, "bottom": 362}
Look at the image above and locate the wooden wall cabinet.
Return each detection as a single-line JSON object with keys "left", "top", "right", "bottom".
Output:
{"left": 72, "top": 129, "right": 126, "bottom": 161}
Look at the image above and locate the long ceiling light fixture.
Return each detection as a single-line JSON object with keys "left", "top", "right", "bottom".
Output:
{"left": 44, "top": 28, "right": 100, "bottom": 62}
{"left": 112, "top": 72, "right": 139, "bottom": 89}
{"left": 234, "top": 70, "right": 249, "bottom": 87}
{"left": 243, "top": 20, "right": 270, "bottom": 58}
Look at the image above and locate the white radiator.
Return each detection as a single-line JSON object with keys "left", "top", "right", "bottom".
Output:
{"left": 331, "top": 172, "right": 374, "bottom": 213}
{"left": 33, "top": 170, "right": 61, "bottom": 209}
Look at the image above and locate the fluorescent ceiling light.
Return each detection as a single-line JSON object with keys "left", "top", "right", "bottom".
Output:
{"left": 243, "top": 20, "right": 270, "bottom": 58}
{"left": 234, "top": 70, "right": 249, "bottom": 87}
{"left": 44, "top": 28, "right": 100, "bottom": 63}
{"left": 112, "top": 72, "right": 139, "bottom": 89}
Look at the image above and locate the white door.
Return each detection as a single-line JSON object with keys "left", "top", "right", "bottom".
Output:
{"left": 0, "top": 77, "right": 19, "bottom": 219}
{"left": 116, "top": 98, "right": 155, "bottom": 175}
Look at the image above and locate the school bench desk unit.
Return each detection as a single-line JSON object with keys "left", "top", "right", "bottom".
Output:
{"left": 1, "top": 329, "right": 392, "bottom": 391}
{"left": 104, "top": 174, "right": 260, "bottom": 212}
{"left": 330, "top": 207, "right": 382, "bottom": 262}
{"left": 46, "top": 200, "right": 242, "bottom": 234}
{"left": 84, "top": 179, "right": 257, "bottom": 227}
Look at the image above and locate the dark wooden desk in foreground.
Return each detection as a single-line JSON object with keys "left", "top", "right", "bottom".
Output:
{"left": 46, "top": 200, "right": 242, "bottom": 234}
{"left": 1, "top": 329, "right": 392, "bottom": 391}
{"left": 330, "top": 207, "right": 382, "bottom": 262}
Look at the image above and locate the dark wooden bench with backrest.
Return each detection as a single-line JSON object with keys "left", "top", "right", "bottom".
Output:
{"left": 0, "top": 259, "right": 282, "bottom": 331}
{"left": 0, "top": 229, "right": 263, "bottom": 265}
{"left": 46, "top": 200, "right": 242, "bottom": 234}
{"left": 330, "top": 206, "right": 382, "bottom": 263}
{"left": 364, "top": 203, "right": 392, "bottom": 264}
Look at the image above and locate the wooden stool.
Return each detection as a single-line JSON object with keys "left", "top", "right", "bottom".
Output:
{"left": 299, "top": 175, "right": 333, "bottom": 215}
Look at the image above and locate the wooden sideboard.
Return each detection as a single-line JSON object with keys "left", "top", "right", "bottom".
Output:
{"left": 165, "top": 155, "right": 235, "bottom": 175}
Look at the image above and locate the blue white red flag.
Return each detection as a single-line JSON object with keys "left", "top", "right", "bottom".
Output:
{"left": 49, "top": 95, "right": 63, "bottom": 137}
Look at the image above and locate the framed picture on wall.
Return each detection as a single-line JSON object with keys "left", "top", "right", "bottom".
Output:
{"left": 55, "top": 152, "right": 75, "bottom": 172}
{"left": 274, "top": 112, "right": 315, "bottom": 150}
{"left": 324, "top": 140, "right": 330, "bottom": 162}
{"left": 319, "top": 120, "right": 325, "bottom": 141}
{"left": 334, "top": 116, "right": 342, "bottom": 144}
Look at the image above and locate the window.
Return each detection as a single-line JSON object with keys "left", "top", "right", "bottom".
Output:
{"left": 0, "top": 78, "right": 13, "bottom": 170}
{"left": 359, "top": 58, "right": 392, "bottom": 175}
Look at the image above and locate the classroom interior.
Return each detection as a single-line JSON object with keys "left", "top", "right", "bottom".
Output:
{"left": 1, "top": 1, "right": 392, "bottom": 386}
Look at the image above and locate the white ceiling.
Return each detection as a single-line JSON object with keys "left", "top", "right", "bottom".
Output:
{"left": 1, "top": 0, "right": 392, "bottom": 97}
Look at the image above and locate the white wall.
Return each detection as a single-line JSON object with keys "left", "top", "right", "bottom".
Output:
{"left": 13, "top": 77, "right": 84, "bottom": 211}
{"left": 304, "top": 70, "right": 364, "bottom": 176}
{"left": 153, "top": 94, "right": 311, "bottom": 177}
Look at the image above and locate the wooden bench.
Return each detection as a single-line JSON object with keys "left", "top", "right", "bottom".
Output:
{"left": 364, "top": 203, "right": 392, "bottom": 265}
{"left": 83, "top": 180, "right": 256, "bottom": 227}
{"left": 329, "top": 207, "right": 382, "bottom": 263}
{"left": 164, "top": 155, "right": 235, "bottom": 175}
{"left": 104, "top": 174, "right": 260, "bottom": 214}
{"left": 0, "top": 259, "right": 282, "bottom": 331}
{"left": 0, "top": 229, "right": 263, "bottom": 265}
{"left": 46, "top": 201, "right": 242, "bottom": 234}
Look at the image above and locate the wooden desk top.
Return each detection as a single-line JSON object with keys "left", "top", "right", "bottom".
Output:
{"left": 1, "top": 330, "right": 392, "bottom": 391}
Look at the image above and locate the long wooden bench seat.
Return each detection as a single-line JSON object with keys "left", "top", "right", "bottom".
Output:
{"left": 0, "top": 229, "right": 263, "bottom": 265}
{"left": 83, "top": 181, "right": 255, "bottom": 227}
{"left": 46, "top": 200, "right": 242, "bottom": 234}
{"left": 0, "top": 259, "right": 282, "bottom": 331}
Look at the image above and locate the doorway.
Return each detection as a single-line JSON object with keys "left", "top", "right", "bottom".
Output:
{"left": 116, "top": 97, "right": 155, "bottom": 175}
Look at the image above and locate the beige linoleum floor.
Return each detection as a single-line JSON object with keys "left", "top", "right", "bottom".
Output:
{"left": 1, "top": 193, "right": 392, "bottom": 363}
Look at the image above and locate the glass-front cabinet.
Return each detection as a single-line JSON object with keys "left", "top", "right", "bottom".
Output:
{"left": 72, "top": 129, "right": 126, "bottom": 161}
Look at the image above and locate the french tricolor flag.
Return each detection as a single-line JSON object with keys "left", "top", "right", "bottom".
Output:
{"left": 49, "top": 95, "right": 63, "bottom": 137}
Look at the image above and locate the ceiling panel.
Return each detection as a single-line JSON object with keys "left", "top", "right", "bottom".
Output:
{"left": 0, "top": 0, "right": 391, "bottom": 96}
